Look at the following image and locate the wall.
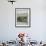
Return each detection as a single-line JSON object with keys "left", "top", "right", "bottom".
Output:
{"left": 0, "top": 0, "right": 46, "bottom": 42}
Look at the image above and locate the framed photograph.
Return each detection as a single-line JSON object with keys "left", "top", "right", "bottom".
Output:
{"left": 15, "top": 8, "right": 31, "bottom": 27}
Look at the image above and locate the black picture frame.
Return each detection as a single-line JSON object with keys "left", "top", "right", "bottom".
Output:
{"left": 15, "top": 8, "right": 31, "bottom": 28}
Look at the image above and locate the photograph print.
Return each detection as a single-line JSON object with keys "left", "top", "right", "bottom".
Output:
{"left": 15, "top": 8, "right": 31, "bottom": 27}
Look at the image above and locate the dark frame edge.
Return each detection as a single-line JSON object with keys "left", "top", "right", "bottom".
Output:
{"left": 15, "top": 8, "right": 31, "bottom": 28}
